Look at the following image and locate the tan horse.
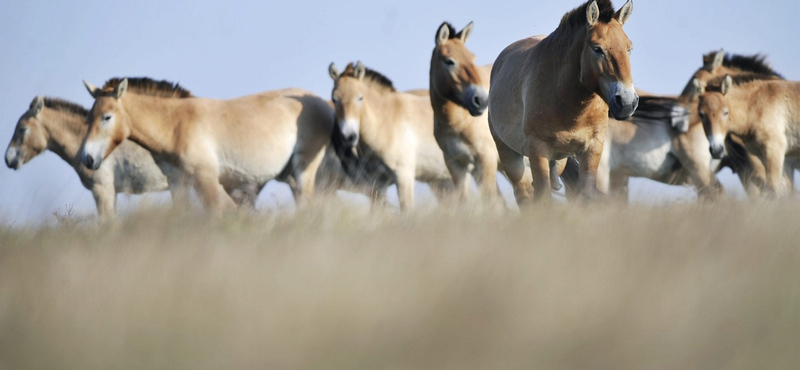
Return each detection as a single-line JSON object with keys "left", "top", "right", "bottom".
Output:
{"left": 695, "top": 74, "right": 800, "bottom": 195}
{"left": 4, "top": 96, "right": 186, "bottom": 220}
{"left": 429, "top": 21, "right": 500, "bottom": 200}
{"left": 80, "top": 77, "right": 334, "bottom": 211}
{"left": 675, "top": 51, "right": 785, "bottom": 197}
{"left": 328, "top": 62, "right": 454, "bottom": 210}
{"left": 489, "top": 0, "right": 636, "bottom": 203}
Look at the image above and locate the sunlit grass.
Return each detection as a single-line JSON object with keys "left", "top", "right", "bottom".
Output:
{"left": 1, "top": 199, "right": 799, "bottom": 369}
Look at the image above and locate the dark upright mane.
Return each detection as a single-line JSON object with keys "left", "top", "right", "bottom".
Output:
{"left": 705, "top": 73, "right": 779, "bottom": 93}
{"left": 102, "top": 77, "right": 193, "bottom": 98}
{"left": 37, "top": 97, "right": 88, "bottom": 118}
{"left": 723, "top": 54, "right": 783, "bottom": 78}
{"left": 341, "top": 63, "right": 396, "bottom": 93}
{"left": 558, "top": 0, "right": 616, "bottom": 32}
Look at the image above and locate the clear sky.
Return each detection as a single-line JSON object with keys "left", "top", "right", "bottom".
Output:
{"left": 1, "top": 0, "right": 798, "bottom": 224}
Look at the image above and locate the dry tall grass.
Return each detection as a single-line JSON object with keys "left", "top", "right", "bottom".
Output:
{"left": 1, "top": 199, "right": 799, "bottom": 369}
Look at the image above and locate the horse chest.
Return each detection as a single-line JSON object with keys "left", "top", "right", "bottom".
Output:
{"left": 541, "top": 124, "right": 603, "bottom": 159}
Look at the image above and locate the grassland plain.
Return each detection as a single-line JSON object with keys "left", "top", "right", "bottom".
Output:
{"left": 1, "top": 199, "right": 800, "bottom": 369}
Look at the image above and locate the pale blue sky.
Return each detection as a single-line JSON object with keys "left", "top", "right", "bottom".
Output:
{"left": 1, "top": 0, "right": 798, "bottom": 223}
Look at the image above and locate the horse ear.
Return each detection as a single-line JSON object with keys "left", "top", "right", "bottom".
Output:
{"left": 354, "top": 61, "right": 366, "bottom": 81}
{"left": 721, "top": 75, "right": 732, "bottom": 96}
{"left": 586, "top": 0, "right": 600, "bottom": 26}
{"left": 84, "top": 80, "right": 101, "bottom": 98}
{"left": 436, "top": 22, "right": 450, "bottom": 45}
{"left": 115, "top": 78, "right": 128, "bottom": 99}
{"left": 712, "top": 49, "right": 725, "bottom": 70}
{"left": 459, "top": 21, "right": 474, "bottom": 43}
{"left": 30, "top": 96, "right": 44, "bottom": 117}
{"left": 692, "top": 78, "right": 705, "bottom": 95}
{"left": 614, "top": 0, "right": 633, "bottom": 26}
{"left": 329, "top": 63, "right": 340, "bottom": 81}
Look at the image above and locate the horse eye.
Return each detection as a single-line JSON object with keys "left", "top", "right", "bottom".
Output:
{"left": 444, "top": 58, "right": 456, "bottom": 66}
{"left": 357, "top": 95, "right": 364, "bottom": 102}
{"left": 592, "top": 46, "right": 604, "bottom": 55}
{"left": 723, "top": 109, "right": 729, "bottom": 116}
{"left": 332, "top": 98, "right": 339, "bottom": 104}
{"left": 18, "top": 127, "right": 27, "bottom": 135}
{"left": 698, "top": 111, "right": 705, "bottom": 118}
{"left": 102, "top": 114, "right": 113, "bottom": 121}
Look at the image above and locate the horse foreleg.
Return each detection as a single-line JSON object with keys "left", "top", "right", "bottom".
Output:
{"left": 576, "top": 136, "right": 605, "bottom": 202}
{"left": 761, "top": 142, "right": 788, "bottom": 197}
{"left": 292, "top": 148, "right": 326, "bottom": 207}
{"left": 444, "top": 158, "right": 471, "bottom": 201}
{"left": 494, "top": 136, "right": 532, "bottom": 206}
{"left": 193, "top": 167, "right": 235, "bottom": 213}
{"left": 92, "top": 184, "right": 116, "bottom": 222}
{"left": 395, "top": 169, "right": 415, "bottom": 211}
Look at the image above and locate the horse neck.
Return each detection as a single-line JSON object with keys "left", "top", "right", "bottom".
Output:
{"left": 360, "top": 90, "right": 401, "bottom": 143}
{"left": 429, "top": 78, "right": 472, "bottom": 125}
{"left": 40, "top": 108, "right": 88, "bottom": 165}
{"left": 542, "top": 28, "right": 598, "bottom": 113}
{"left": 121, "top": 94, "right": 180, "bottom": 156}
{"left": 725, "top": 87, "right": 758, "bottom": 135}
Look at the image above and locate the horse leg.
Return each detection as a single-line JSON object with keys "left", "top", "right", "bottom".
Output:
{"left": 291, "top": 147, "right": 327, "bottom": 207}
{"left": 472, "top": 142, "right": 500, "bottom": 200}
{"left": 672, "top": 128, "right": 722, "bottom": 200}
{"left": 761, "top": 141, "right": 787, "bottom": 197}
{"left": 395, "top": 167, "right": 416, "bottom": 211}
{"left": 92, "top": 183, "right": 116, "bottom": 222}
{"left": 192, "top": 166, "right": 235, "bottom": 213}
{"left": 444, "top": 157, "right": 471, "bottom": 201}
{"left": 609, "top": 172, "right": 629, "bottom": 203}
{"left": 430, "top": 180, "right": 457, "bottom": 205}
{"left": 575, "top": 134, "right": 605, "bottom": 201}
{"left": 494, "top": 137, "right": 533, "bottom": 205}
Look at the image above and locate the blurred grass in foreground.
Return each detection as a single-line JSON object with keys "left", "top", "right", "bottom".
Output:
{"left": 1, "top": 199, "right": 799, "bottom": 369}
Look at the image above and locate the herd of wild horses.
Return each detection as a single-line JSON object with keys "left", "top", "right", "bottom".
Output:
{"left": 5, "top": 0, "right": 800, "bottom": 220}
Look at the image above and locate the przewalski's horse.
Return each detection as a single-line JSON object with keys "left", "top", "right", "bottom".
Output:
{"left": 675, "top": 51, "right": 785, "bottom": 197}
{"left": 429, "top": 21, "right": 500, "bottom": 200}
{"left": 4, "top": 96, "right": 185, "bottom": 220}
{"left": 80, "top": 77, "right": 334, "bottom": 211}
{"left": 598, "top": 96, "right": 692, "bottom": 199}
{"left": 489, "top": 0, "right": 636, "bottom": 203}
{"left": 328, "top": 62, "right": 454, "bottom": 210}
{"left": 695, "top": 74, "right": 800, "bottom": 196}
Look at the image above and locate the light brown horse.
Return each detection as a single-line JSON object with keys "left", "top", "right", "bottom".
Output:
{"left": 328, "top": 62, "right": 453, "bottom": 210}
{"left": 429, "top": 21, "right": 499, "bottom": 200}
{"left": 695, "top": 74, "right": 800, "bottom": 195}
{"left": 5, "top": 97, "right": 185, "bottom": 220}
{"left": 80, "top": 77, "right": 334, "bottom": 211}
{"left": 674, "top": 51, "right": 785, "bottom": 197}
{"left": 489, "top": 0, "right": 636, "bottom": 203}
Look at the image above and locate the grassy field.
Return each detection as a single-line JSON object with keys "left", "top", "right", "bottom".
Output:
{"left": 1, "top": 199, "right": 799, "bottom": 369}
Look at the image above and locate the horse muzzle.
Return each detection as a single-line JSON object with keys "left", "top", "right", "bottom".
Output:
{"left": 464, "top": 85, "right": 489, "bottom": 117}
{"left": 5, "top": 147, "right": 21, "bottom": 170}
{"left": 708, "top": 139, "right": 725, "bottom": 160}
{"left": 607, "top": 83, "right": 639, "bottom": 121}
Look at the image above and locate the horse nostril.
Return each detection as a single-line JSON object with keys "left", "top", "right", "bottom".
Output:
{"left": 84, "top": 154, "right": 94, "bottom": 169}
{"left": 473, "top": 95, "right": 482, "bottom": 107}
{"left": 614, "top": 95, "right": 624, "bottom": 108}
{"left": 345, "top": 133, "right": 358, "bottom": 145}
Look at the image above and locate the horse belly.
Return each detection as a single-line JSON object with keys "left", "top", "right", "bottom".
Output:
{"left": 614, "top": 141, "right": 674, "bottom": 179}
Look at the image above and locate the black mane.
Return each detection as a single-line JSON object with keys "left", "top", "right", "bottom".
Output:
{"left": 102, "top": 77, "right": 192, "bottom": 98}
{"left": 558, "top": 0, "right": 616, "bottom": 31}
